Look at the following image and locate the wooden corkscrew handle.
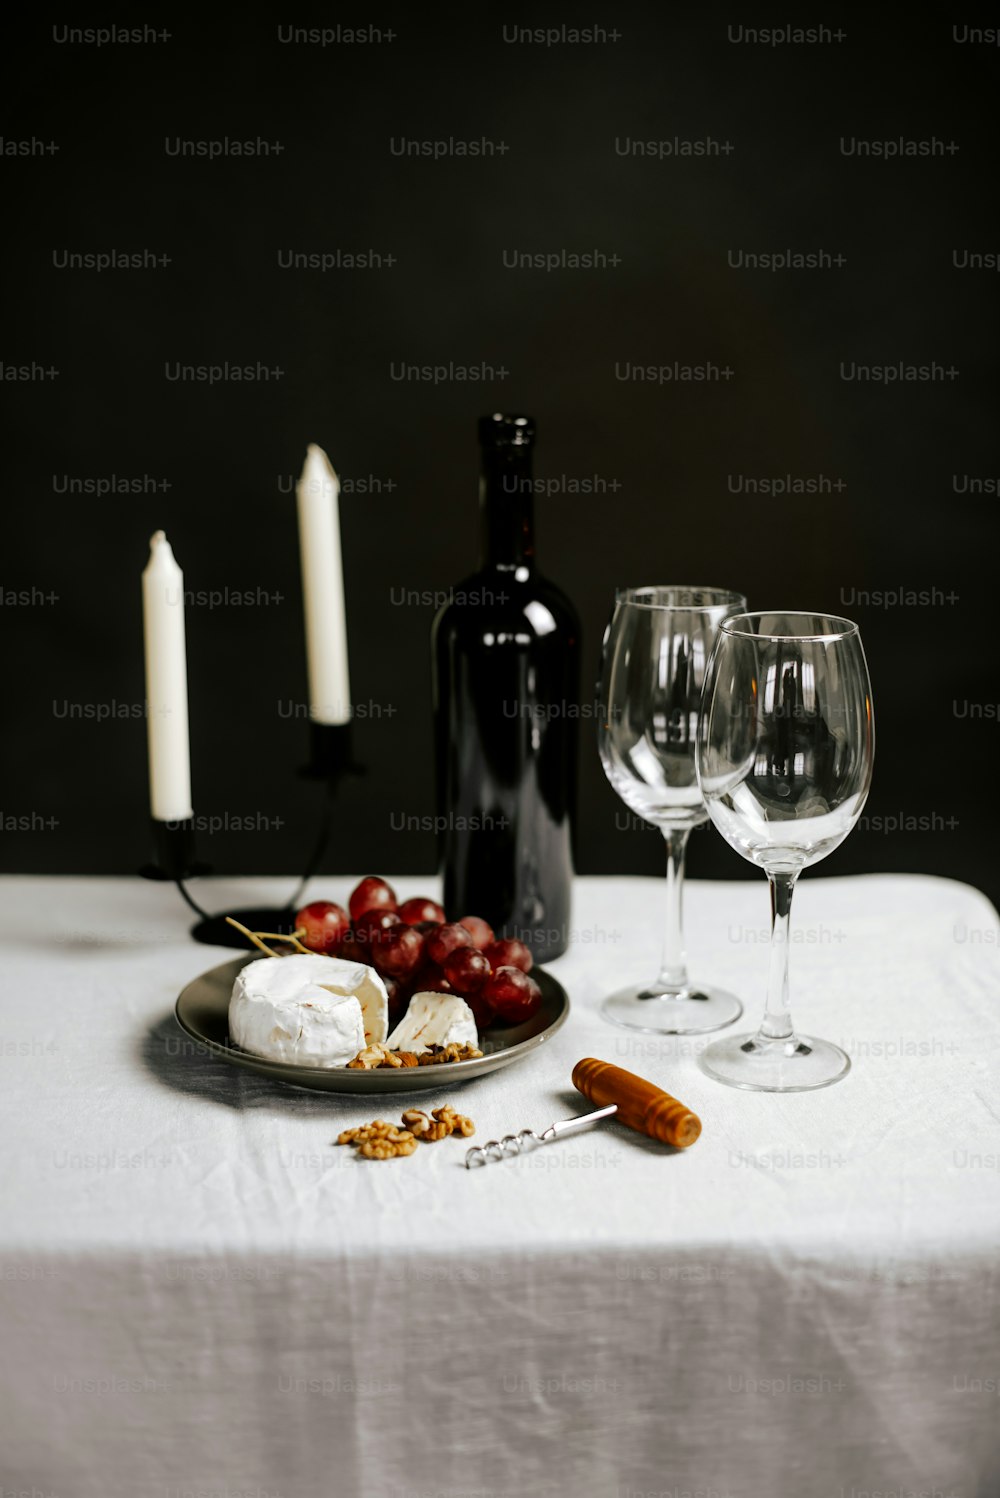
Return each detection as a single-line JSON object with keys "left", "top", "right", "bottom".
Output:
{"left": 572, "top": 1058, "right": 702, "bottom": 1149}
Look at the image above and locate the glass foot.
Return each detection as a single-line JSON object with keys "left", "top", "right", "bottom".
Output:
{"left": 698, "top": 1032, "right": 850, "bottom": 1092}
{"left": 600, "top": 982, "right": 743, "bottom": 1036}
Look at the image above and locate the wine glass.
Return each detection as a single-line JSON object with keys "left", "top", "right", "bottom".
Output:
{"left": 695, "top": 612, "right": 874, "bottom": 1091}
{"left": 597, "top": 585, "right": 746, "bottom": 1034}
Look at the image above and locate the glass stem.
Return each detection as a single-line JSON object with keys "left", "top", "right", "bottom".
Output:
{"left": 657, "top": 827, "right": 690, "bottom": 991}
{"left": 760, "top": 870, "right": 798, "bottom": 1040}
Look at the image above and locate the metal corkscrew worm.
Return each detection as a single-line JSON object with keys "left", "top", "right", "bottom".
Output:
{"left": 465, "top": 1105, "right": 619, "bottom": 1168}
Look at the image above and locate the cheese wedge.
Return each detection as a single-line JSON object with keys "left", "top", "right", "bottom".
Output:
{"left": 385, "top": 991, "right": 478, "bottom": 1056}
{"left": 229, "top": 953, "right": 387, "bottom": 1067}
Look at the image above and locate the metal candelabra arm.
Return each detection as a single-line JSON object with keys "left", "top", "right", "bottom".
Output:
{"left": 139, "top": 723, "right": 363, "bottom": 948}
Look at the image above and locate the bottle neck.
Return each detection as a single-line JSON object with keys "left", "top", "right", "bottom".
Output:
{"left": 479, "top": 449, "right": 536, "bottom": 571}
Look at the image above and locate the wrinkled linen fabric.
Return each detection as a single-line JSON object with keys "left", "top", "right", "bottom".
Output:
{"left": 1, "top": 873, "right": 998, "bottom": 1498}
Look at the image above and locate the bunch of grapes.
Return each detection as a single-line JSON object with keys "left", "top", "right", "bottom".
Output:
{"left": 295, "top": 877, "right": 543, "bottom": 1029}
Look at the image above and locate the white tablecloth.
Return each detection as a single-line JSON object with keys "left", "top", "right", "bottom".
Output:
{"left": 2, "top": 872, "right": 999, "bottom": 1498}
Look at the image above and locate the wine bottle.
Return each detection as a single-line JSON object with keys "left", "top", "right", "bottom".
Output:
{"left": 432, "top": 413, "right": 580, "bottom": 961}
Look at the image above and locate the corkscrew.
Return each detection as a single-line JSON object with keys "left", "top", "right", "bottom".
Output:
{"left": 465, "top": 1104, "right": 618, "bottom": 1168}
{"left": 465, "top": 1058, "right": 703, "bottom": 1168}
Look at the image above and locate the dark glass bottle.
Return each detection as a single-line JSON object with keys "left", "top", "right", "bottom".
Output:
{"left": 432, "top": 414, "right": 580, "bottom": 961}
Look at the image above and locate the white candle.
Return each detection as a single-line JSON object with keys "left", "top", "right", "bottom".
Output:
{"left": 142, "top": 530, "right": 193, "bottom": 822}
{"left": 296, "top": 443, "right": 352, "bottom": 725}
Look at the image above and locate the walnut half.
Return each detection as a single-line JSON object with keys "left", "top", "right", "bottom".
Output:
{"left": 401, "top": 1105, "right": 475, "bottom": 1140}
{"left": 400, "top": 1108, "right": 450, "bottom": 1141}
{"left": 346, "top": 1043, "right": 391, "bottom": 1070}
{"left": 359, "top": 1132, "right": 417, "bottom": 1160}
{"left": 416, "top": 1043, "right": 483, "bottom": 1066}
{"left": 433, "top": 1104, "right": 475, "bottom": 1138}
{"left": 337, "top": 1120, "right": 398, "bottom": 1146}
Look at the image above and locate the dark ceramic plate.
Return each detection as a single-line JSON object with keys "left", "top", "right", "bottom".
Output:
{"left": 175, "top": 955, "right": 570, "bottom": 1093}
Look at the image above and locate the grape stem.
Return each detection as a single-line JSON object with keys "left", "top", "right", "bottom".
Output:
{"left": 222, "top": 920, "right": 314, "bottom": 957}
{"left": 253, "top": 929, "right": 311, "bottom": 953}
{"left": 223, "top": 917, "right": 281, "bottom": 957}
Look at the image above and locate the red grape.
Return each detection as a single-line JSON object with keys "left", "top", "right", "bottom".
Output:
{"left": 465, "top": 991, "right": 495, "bottom": 1032}
{"left": 295, "top": 901, "right": 351, "bottom": 955}
{"left": 410, "top": 962, "right": 451, "bottom": 995}
{"left": 335, "top": 934, "right": 367, "bottom": 965}
{"left": 352, "top": 908, "right": 401, "bottom": 957}
{"left": 458, "top": 915, "right": 495, "bottom": 949}
{"left": 483, "top": 938, "right": 533, "bottom": 974}
{"left": 443, "top": 947, "right": 491, "bottom": 995}
{"left": 398, "top": 896, "right": 446, "bottom": 926}
{"left": 348, "top": 876, "right": 397, "bottom": 923}
{"left": 373, "top": 925, "right": 424, "bottom": 981}
{"left": 382, "top": 976, "right": 407, "bottom": 1027}
{"left": 483, "top": 966, "right": 542, "bottom": 1024}
{"left": 424, "top": 922, "right": 472, "bottom": 966}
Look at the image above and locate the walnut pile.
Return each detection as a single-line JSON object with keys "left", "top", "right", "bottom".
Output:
{"left": 336, "top": 1120, "right": 418, "bottom": 1159}
{"left": 347, "top": 1043, "right": 418, "bottom": 1070}
{"left": 347, "top": 1042, "right": 481, "bottom": 1069}
{"left": 416, "top": 1043, "right": 483, "bottom": 1066}
{"left": 336, "top": 1106, "right": 474, "bottom": 1160}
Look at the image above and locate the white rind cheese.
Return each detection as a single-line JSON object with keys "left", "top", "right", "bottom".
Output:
{"left": 229, "top": 953, "right": 388, "bottom": 1067}
{"left": 385, "top": 992, "right": 478, "bottom": 1055}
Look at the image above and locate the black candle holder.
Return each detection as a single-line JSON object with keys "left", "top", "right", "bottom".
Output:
{"left": 140, "top": 723, "right": 363, "bottom": 948}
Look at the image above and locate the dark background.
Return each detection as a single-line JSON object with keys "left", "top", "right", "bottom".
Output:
{"left": 2, "top": 10, "right": 997, "bottom": 904}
